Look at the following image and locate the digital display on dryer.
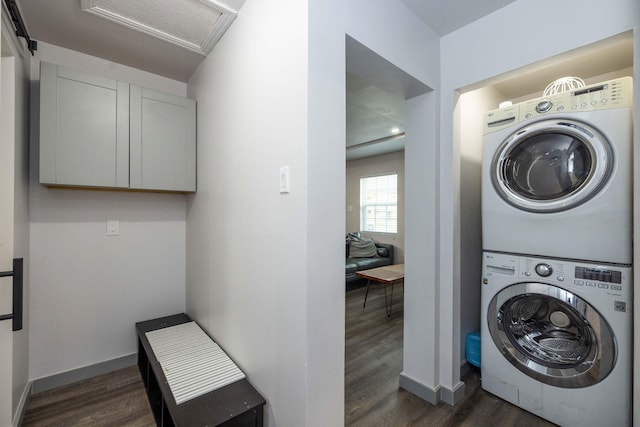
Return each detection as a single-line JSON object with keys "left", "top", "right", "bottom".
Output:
{"left": 575, "top": 266, "right": 622, "bottom": 284}
{"left": 572, "top": 84, "right": 607, "bottom": 96}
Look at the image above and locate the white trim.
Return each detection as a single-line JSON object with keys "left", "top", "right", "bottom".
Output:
{"left": 399, "top": 372, "right": 466, "bottom": 406}
{"left": 440, "top": 381, "right": 465, "bottom": 406}
{"left": 398, "top": 372, "right": 440, "bottom": 404}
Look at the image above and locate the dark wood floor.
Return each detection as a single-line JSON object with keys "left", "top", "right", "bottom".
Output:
{"left": 345, "top": 283, "right": 555, "bottom": 427}
{"left": 22, "top": 283, "right": 555, "bottom": 426}
{"left": 22, "top": 366, "right": 155, "bottom": 426}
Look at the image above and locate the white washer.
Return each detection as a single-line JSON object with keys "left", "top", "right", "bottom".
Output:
{"left": 482, "top": 77, "right": 633, "bottom": 264}
{"left": 481, "top": 251, "right": 632, "bottom": 427}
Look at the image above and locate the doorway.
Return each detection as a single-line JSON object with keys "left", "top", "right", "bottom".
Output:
{"left": 344, "top": 35, "right": 431, "bottom": 422}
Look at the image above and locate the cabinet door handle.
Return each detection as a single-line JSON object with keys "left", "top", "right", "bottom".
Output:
{"left": 0, "top": 258, "right": 23, "bottom": 331}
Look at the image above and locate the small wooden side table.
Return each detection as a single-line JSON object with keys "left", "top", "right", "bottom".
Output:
{"left": 356, "top": 264, "right": 405, "bottom": 316}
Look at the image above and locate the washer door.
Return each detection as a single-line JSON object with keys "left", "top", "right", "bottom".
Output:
{"left": 487, "top": 282, "right": 616, "bottom": 388}
{"left": 492, "top": 119, "right": 613, "bottom": 213}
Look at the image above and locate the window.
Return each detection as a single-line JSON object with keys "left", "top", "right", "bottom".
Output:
{"left": 360, "top": 173, "right": 397, "bottom": 233}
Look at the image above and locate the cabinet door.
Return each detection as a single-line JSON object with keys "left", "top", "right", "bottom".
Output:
{"left": 39, "top": 62, "right": 129, "bottom": 188}
{"left": 130, "top": 86, "right": 196, "bottom": 192}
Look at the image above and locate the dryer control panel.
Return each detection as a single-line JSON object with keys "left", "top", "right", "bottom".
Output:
{"left": 483, "top": 76, "right": 633, "bottom": 134}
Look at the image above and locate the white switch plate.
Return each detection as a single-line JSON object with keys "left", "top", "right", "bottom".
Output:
{"left": 280, "top": 166, "right": 290, "bottom": 193}
{"left": 106, "top": 220, "right": 119, "bottom": 236}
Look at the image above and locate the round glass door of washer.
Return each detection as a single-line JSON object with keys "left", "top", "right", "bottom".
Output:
{"left": 487, "top": 282, "right": 616, "bottom": 388}
{"left": 492, "top": 119, "right": 613, "bottom": 213}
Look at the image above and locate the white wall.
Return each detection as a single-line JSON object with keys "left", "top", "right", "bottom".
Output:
{"left": 0, "top": 8, "right": 31, "bottom": 423}
{"left": 0, "top": 55, "right": 15, "bottom": 427}
{"left": 186, "top": 0, "right": 439, "bottom": 425}
{"left": 455, "top": 86, "right": 503, "bottom": 368}
{"left": 186, "top": 0, "right": 310, "bottom": 425}
{"left": 346, "top": 151, "right": 405, "bottom": 263}
{"left": 28, "top": 42, "right": 187, "bottom": 382}
{"left": 402, "top": 91, "right": 441, "bottom": 398}
{"left": 9, "top": 32, "right": 31, "bottom": 422}
{"left": 634, "top": 17, "right": 640, "bottom": 427}
{"left": 440, "top": 0, "right": 639, "bottom": 403}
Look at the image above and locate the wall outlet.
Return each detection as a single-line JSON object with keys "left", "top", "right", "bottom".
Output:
{"left": 106, "top": 220, "right": 119, "bottom": 236}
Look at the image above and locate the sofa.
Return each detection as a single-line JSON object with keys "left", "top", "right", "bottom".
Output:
{"left": 346, "top": 235, "right": 394, "bottom": 283}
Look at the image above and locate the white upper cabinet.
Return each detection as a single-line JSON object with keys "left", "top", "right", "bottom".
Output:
{"left": 39, "top": 62, "right": 129, "bottom": 188}
{"left": 130, "top": 86, "right": 196, "bottom": 192}
{"left": 39, "top": 62, "right": 196, "bottom": 192}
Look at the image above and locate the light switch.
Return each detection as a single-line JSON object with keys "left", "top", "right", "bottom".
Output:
{"left": 106, "top": 220, "right": 119, "bottom": 236}
{"left": 280, "top": 166, "right": 290, "bottom": 193}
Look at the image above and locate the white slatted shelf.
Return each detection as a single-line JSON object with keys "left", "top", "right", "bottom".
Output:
{"left": 145, "top": 321, "right": 245, "bottom": 405}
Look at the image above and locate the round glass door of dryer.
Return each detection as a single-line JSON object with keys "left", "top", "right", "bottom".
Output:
{"left": 487, "top": 282, "right": 616, "bottom": 388}
{"left": 492, "top": 119, "right": 613, "bottom": 213}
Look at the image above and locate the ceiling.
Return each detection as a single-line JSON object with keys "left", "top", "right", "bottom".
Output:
{"left": 346, "top": 73, "right": 406, "bottom": 160}
{"left": 400, "top": 0, "right": 517, "bottom": 36}
{"left": 17, "top": 0, "right": 246, "bottom": 82}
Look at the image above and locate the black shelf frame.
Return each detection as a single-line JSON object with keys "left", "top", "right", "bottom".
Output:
{"left": 136, "top": 314, "right": 265, "bottom": 427}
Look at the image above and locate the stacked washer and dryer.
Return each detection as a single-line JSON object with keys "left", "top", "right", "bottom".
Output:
{"left": 480, "top": 77, "right": 633, "bottom": 427}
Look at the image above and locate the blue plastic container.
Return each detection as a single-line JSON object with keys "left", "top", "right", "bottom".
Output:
{"left": 465, "top": 331, "right": 481, "bottom": 368}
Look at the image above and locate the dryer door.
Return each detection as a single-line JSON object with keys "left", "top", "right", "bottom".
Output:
{"left": 492, "top": 119, "right": 612, "bottom": 212}
{"left": 487, "top": 282, "right": 616, "bottom": 388}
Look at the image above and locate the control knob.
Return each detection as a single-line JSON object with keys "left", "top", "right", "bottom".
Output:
{"left": 535, "top": 263, "right": 553, "bottom": 277}
{"left": 536, "top": 100, "right": 553, "bottom": 113}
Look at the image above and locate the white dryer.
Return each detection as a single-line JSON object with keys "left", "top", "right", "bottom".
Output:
{"left": 481, "top": 251, "right": 632, "bottom": 427}
{"left": 482, "top": 77, "right": 633, "bottom": 264}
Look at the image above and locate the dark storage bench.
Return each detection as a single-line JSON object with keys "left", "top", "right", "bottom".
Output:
{"left": 136, "top": 313, "right": 265, "bottom": 427}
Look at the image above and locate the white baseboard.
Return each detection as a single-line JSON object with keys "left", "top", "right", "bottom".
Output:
{"left": 441, "top": 380, "right": 465, "bottom": 405}
{"left": 399, "top": 370, "right": 466, "bottom": 406}
{"left": 399, "top": 371, "right": 440, "bottom": 404}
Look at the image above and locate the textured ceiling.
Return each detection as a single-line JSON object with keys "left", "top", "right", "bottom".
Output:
{"left": 347, "top": 73, "right": 405, "bottom": 148}
{"left": 18, "top": 0, "right": 245, "bottom": 82}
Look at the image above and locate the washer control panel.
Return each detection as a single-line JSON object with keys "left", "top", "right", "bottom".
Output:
{"left": 483, "top": 252, "right": 632, "bottom": 301}
{"left": 483, "top": 76, "right": 633, "bottom": 134}
{"left": 519, "top": 255, "right": 630, "bottom": 300}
